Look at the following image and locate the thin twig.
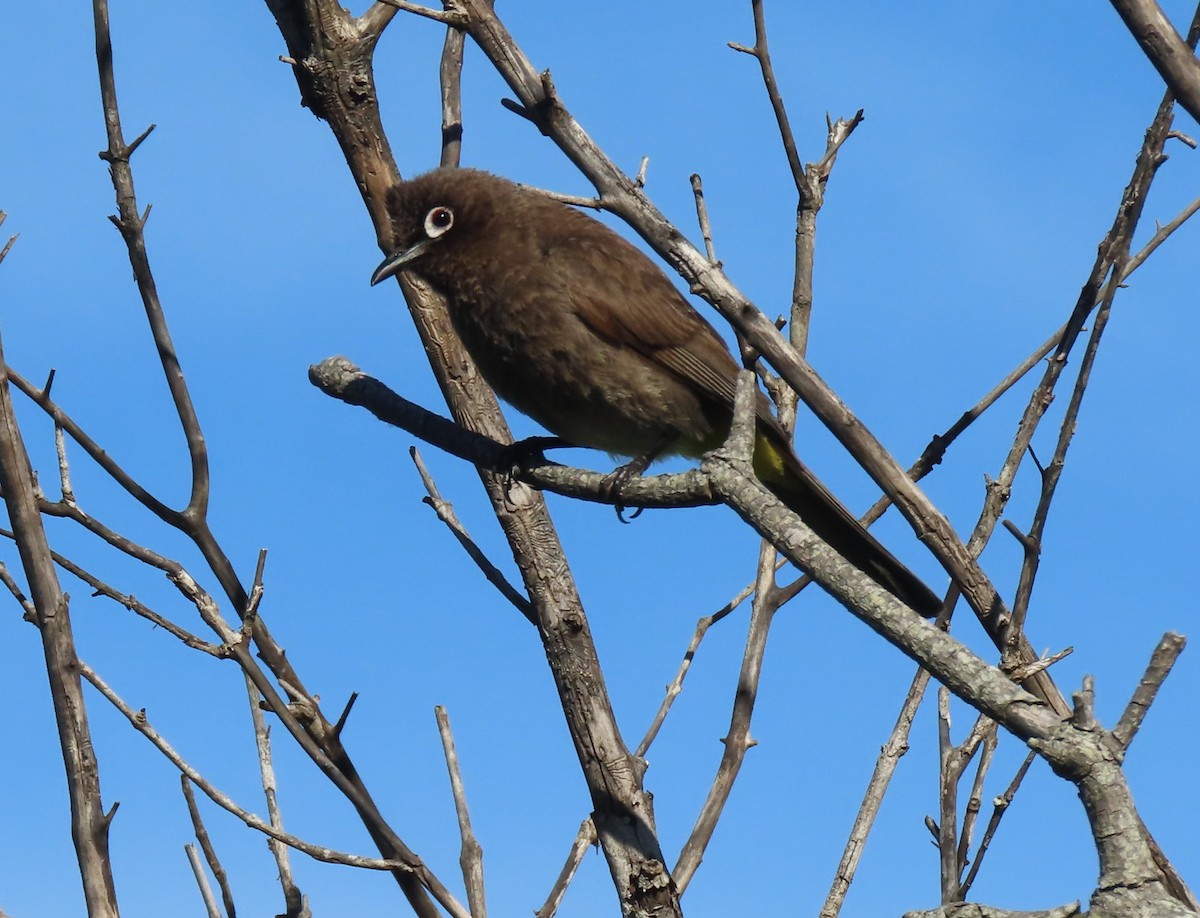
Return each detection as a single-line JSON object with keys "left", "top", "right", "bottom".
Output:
{"left": 168, "top": 558, "right": 469, "bottom": 915}
{"left": 241, "top": 549, "right": 267, "bottom": 643}
{"left": 410, "top": 447, "right": 535, "bottom": 623}
{"left": 731, "top": 0, "right": 804, "bottom": 190}
{"left": 535, "top": 819, "right": 597, "bottom": 918}
{"left": 634, "top": 155, "right": 650, "bottom": 186}
{"left": 1005, "top": 251, "right": 1127, "bottom": 652}
{"left": 1118, "top": 193, "right": 1200, "bottom": 278}
{"left": 0, "top": 211, "right": 18, "bottom": 266}
{"left": 93, "top": 1, "right": 210, "bottom": 520}
{"left": 332, "top": 692, "right": 359, "bottom": 740}
{"left": 184, "top": 844, "right": 222, "bottom": 918}
{"left": 546, "top": 580, "right": 754, "bottom": 912}
{"left": 689, "top": 174, "right": 717, "bottom": 264}
{"left": 819, "top": 666, "right": 933, "bottom": 917}
{"left": 1112, "top": 632, "right": 1186, "bottom": 750}
{"left": 245, "top": 673, "right": 307, "bottom": 917}
{"left": 673, "top": 544, "right": 779, "bottom": 894}
{"left": 181, "top": 777, "right": 236, "bottom": 918}
{"left": 78, "top": 660, "right": 448, "bottom": 877}
{"left": 0, "top": 530, "right": 221, "bottom": 654}
{"left": 957, "top": 723, "right": 999, "bottom": 886}
{"left": 1005, "top": 647, "right": 1073, "bottom": 683}
{"left": 543, "top": 582, "right": 752, "bottom": 910}
{"left": 94, "top": 9, "right": 360, "bottom": 849}
{"left": 812, "top": 109, "right": 866, "bottom": 177}
{"left": 520, "top": 184, "right": 604, "bottom": 209}
{"left": 937, "top": 687, "right": 961, "bottom": 903}
{"left": 435, "top": 706, "right": 486, "bottom": 917}
{"left": 777, "top": 311, "right": 1060, "bottom": 611}
{"left": 54, "top": 425, "right": 76, "bottom": 505}
{"left": 0, "top": 560, "right": 35, "bottom": 623}
{"left": 959, "top": 750, "right": 1036, "bottom": 896}
{"left": 634, "top": 589, "right": 748, "bottom": 759}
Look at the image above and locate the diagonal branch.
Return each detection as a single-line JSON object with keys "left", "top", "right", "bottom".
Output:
{"left": 0, "top": 347, "right": 118, "bottom": 912}
{"left": 449, "top": 0, "right": 1067, "bottom": 714}
{"left": 93, "top": 0, "right": 210, "bottom": 519}
{"left": 1109, "top": 0, "right": 1200, "bottom": 124}
{"left": 269, "top": 2, "right": 683, "bottom": 912}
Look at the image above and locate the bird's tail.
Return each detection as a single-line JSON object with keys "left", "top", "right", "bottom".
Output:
{"left": 752, "top": 434, "right": 942, "bottom": 617}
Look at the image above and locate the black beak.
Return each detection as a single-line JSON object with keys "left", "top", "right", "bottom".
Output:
{"left": 370, "top": 240, "right": 429, "bottom": 286}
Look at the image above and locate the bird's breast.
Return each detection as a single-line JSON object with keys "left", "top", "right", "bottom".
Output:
{"left": 444, "top": 289, "right": 720, "bottom": 459}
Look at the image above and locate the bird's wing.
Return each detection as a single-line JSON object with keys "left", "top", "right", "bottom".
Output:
{"left": 558, "top": 228, "right": 746, "bottom": 411}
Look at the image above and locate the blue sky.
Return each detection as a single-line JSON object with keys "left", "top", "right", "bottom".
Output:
{"left": 1, "top": 2, "right": 1197, "bottom": 916}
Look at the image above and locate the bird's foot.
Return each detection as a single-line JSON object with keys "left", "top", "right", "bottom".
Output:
{"left": 600, "top": 454, "right": 657, "bottom": 523}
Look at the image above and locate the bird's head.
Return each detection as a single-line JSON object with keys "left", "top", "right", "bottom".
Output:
{"left": 369, "top": 168, "right": 504, "bottom": 287}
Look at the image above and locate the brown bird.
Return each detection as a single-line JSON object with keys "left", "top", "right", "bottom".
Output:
{"left": 371, "top": 168, "right": 940, "bottom": 616}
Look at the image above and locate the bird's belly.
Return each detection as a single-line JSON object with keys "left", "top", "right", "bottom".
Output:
{"left": 451, "top": 303, "right": 717, "bottom": 458}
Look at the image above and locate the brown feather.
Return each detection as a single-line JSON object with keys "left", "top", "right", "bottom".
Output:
{"left": 378, "top": 168, "right": 941, "bottom": 615}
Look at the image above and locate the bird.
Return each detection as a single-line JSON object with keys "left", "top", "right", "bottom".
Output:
{"left": 371, "top": 167, "right": 941, "bottom": 616}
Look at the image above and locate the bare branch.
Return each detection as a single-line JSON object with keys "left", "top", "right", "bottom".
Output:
{"left": 536, "top": 819, "right": 597, "bottom": 918}
{"left": 272, "top": 4, "right": 683, "bottom": 908}
{"left": 72, "top": 562, "right": 222, "bottom": 654}
{"left": 92, "top": 0, "right": 210, "bottom": 519}
{"left": 439, "top": 13, "right": 466, "bottom": 167}
{"left": 960, "top": 750, "right": 1037, "bottom": 897}
{"left": 435, "top": 706, "right": 486, "bottom": 917}
{"left": 80, "top": 658, "right": 476, "bottom": 915}
{"left": 410, "top": 446, "right": 535, "bottom": 623}
{"left": 673, "top": 545, "right": 778, "bottom": 893}
{"left": 451, "top": 0, "right": 1062, "bottom": 714}
{"left": 375, "top": 0, "right": 467, "bottom": 27}
{"left": 903, "top": 902, "right": 1081, "bottom": 918}
{"left": 312, "top": 356, "right": 717, "bottom": 511}
{"left": 634, "top": 589, "right": 747, "bottom": 759}
{"left": 183, "top": 844, "right": 222, "bottom": 918}
{"left": 689, "top": 173, "right": 718, "bottom": 265}
{"left": 937, "top": 688, "right": 961, "bottom": 903}
{"left": 820, "top": 667, "right": 933, "bottom": 917}
{"left": 0, "top": 210, "right": 18, "bottom": 265}
{"left": 957, "top": 723, "right": 999, "bottom": 887}
{"left": 9, "top": 369, "right": 179, "bottom": 524}
{"left": 181, "top": 778, "right": 236, "bottom": 918}
{"left": 1121, "top": 193, "right": 1200, "bottom": 277}
{"left": 0, "top": 560, "right": 36, "bottom": 620}
{"left": 733, "top": 0, "right": 804, "bottom": 191}
{"left": 1112, "top": 632, "right": 1187, "bottom": 750}
{"left": 244, "top": 674, "right": 307, "bottom": 917}
{"left": 1005, "top": 241, "right": 1129, "bottom": 654}
{"left": 1108, "top": 0, "right": 1200, "bottom": 124}
{"left": 0, "top": 327, "right": 117, "bottom": 912}
{"left": 1005, "top": 647, "right": 1074, "bottom": 684}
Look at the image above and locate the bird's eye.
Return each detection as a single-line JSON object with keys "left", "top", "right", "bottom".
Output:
{"left": 424, "top": 206, "right": 454, "bottom": 239}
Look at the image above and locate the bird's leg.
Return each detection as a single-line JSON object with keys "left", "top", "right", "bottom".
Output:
{"left": 601, "top": 436, "right": 672, "bottom": 523}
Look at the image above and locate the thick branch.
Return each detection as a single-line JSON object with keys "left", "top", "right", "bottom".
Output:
{"left": 0, "top": 356, "right": 118, "bottom": 912}
{"left": 268, "top": 3, "right": 682, "bottom": 912}
{"left": 451, "top": 0, "right": 1067, "bottom": 715}
{"left": 1109, "top": 0, "right": 1200, "bottom": 124}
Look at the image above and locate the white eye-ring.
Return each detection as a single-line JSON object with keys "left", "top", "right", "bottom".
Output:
{"left": 424, "top": 206, "right": 454, "bottom": 239}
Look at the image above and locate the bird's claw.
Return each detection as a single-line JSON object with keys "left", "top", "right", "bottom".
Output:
{"left": 601, "top": 456, "right": 653, "bottom": 523}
